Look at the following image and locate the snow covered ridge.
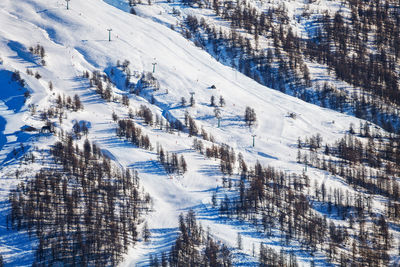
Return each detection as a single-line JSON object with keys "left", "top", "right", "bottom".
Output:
{"left": 0, "top": 0, "right": 399, "bottom": 266}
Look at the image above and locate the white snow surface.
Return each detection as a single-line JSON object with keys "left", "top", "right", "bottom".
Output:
{"left": 0, "top": 0, "right": 395, "bottom": 266}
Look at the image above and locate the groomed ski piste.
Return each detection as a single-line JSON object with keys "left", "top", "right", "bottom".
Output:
{"left": 0, "top": 0, "right": 398, "bottom": 266}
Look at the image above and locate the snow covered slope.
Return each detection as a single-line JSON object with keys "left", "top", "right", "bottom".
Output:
{"left": 0, "top": 0, "right": 398, "bottom": 266}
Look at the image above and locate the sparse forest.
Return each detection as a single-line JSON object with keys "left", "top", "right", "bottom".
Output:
{"left": 176, "top": 0, "right": 400, "bottom": 133}
{"left": 2, "top": 0, "right": 400, "bottom": 265}
{"left": 8, "top": 136, "right": 151, "bottom": 266}
{"left": 150, "top": 211, "right": 233, "bottom": 266}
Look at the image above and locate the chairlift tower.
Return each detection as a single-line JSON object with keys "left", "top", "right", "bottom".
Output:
{"left": 107, "top": 28, "right": 113, "bottom": 42}
{"left": 304, "top": 158, "right": 308, "bottom": 172}
{"left": 189, "top": 92, "right": 195, "bottom": 107}
{"left": 152, "top": 61, "right": 157, "bottom": 73}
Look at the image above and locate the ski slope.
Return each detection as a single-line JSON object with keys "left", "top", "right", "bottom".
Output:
{"left": 0, "top": 0, "right": 396, "bottom": 266}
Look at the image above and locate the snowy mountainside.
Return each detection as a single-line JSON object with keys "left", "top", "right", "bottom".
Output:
{"left": 128, "top": 0, "right": 400, "bottom": 132}
{"left": 0, "top": 0, "right": 398, "bottom": 266}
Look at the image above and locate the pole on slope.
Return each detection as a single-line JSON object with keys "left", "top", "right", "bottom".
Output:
{"left": 152, "top": 61, "right": 157, "bottom": 73}
{"left": 107, "top": 29, "right": 113, "bottom": 42}
{"left": 305, "top": 158, "right": 308, "bottom": 172}
{"left": 65, "top": 0, "right": 70, "bottom": 10}
{"left": 252, "top": 134, "right": 256, "bottom": 147}
{"left": 190, "top": 92, "right": 195, "bottom": 107}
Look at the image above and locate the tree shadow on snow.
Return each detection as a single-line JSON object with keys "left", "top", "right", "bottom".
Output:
{"left": 187, "top": 202, "right": 333, "bottom": 266}
{"left": 135, "top": 227, "right": 179, "bottom": 267}
{"left": 0, "top": 201, "right": 35, "bottom": 266}
{"left": 130, "top": 160, "right": 166, "bottom": 176}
